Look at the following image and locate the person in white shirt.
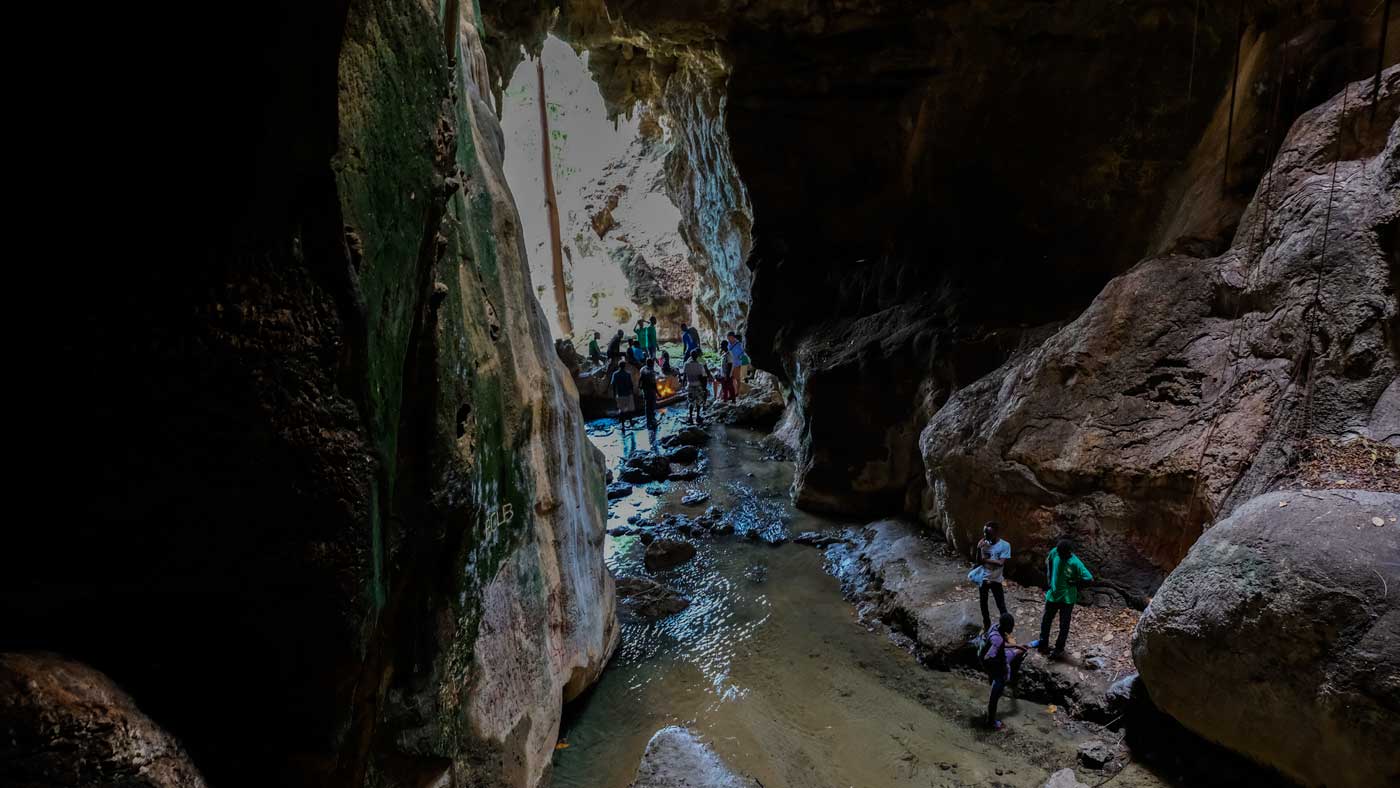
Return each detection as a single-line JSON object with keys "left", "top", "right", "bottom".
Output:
{"left": 968, "top": 521, "right": 1011, "bottom": 633}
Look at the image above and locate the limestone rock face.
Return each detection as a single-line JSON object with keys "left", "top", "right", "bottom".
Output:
{"left": 483, "top": 1, "right": 1395, "bottom": 542}
{"left": 21, "top": 3, "right": 615, "bottom": 787}
{"left": 630, "top": 727, "right": 747, "bottom": 788}
{"left": 0, "top": 653, "right": 208, "bottom": 788}
{"left": 1133, "top": 490, "right": 1400, "bottom": 788}
{"left": 922, "top": 71, "right": 1399, "bottom": 598}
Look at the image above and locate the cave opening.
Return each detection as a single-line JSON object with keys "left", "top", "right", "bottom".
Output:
{"left": 500, "top": 35, "right": 752, "bottom": 354}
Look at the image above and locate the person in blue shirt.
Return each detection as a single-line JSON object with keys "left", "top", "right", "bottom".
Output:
{"left": 726, "top": 331, "right": 746, "bottom": 395}
{"left": 969, "top": 521, "right": 1011, "bottom": 633}
{"left": 681, "top": 321, "right": 699, "bottom": 359}
{"left": 628, "top": 339, "right": 646, "bottom": 366}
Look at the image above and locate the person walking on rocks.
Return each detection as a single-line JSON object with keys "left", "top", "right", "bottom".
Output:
{"left": 683, "top": 350, "right": 711, "bottom": 425}
{"left": 639, "top": 357, "right": 660, "bottom": 431}
{"left": 610, "top": 360, "right": 635, "bottom": 432}
{"left": 984, "top": 612, "right": 1030, "bottom": 731}
{"left": 969, "top": 521, "right": 1011, "bottom": 632}
{"left": 1036, "top": 538, "right": 1093, "bottom": 658}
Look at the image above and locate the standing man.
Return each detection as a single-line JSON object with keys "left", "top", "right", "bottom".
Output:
{"left": 606, "top": 329, "right": 624, "bottom": 363}
{"left": 645, "top": 316, "right": 660, "bottom": 358}
{"left": 969, "top": 521, "right": 1011, "bottom": 633}
{"left": 726, "top": 332, "right": 746, "bottom": 396}
{"left": 587, "top": 331, "right": 604, "bottom": 364}
{"left": 1037, "top": 538, "right": 1093, "bottom": 658}
{"left": 683, "top": 350, "right": 710, "bottom": 425}
{"left": 639, "top": 357, "right": 660, "bottom": 431}
{"left": 681, "top": 321, "right": 699, "bottom": 361}
{"left": 610, "top": 361, "right": 635, "bottom": 432}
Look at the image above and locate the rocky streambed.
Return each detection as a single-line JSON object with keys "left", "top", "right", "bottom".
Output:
{"left": 551, "top": 405, "right": 1173, "bottom": 788}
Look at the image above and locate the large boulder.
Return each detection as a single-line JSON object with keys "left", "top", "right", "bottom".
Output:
{"left": 0, "top": 653, "right": 208, "bottom": 787}
{"left": 708, "top": 370, "right": 786, "bottom": 430}
{"left": 630, "top": 727, "right": 746, "bottom": 788}
{"left": 1133, "top": 489, "right": 1400, "bottom": 788}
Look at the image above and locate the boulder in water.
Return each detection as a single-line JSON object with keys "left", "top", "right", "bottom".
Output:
{"left": 606, "top": 482, "right": 634, "bottom": 500}
{"left": 644, "top": 539, "right": 696, "bottom": 571}
{"left": 620, "top": 452, "right": 671, "bottom": 482}
{"left": 660, "top": 426, "right": 708, "bottom": 448}
{"left": 1041, "top": 769, "right": 1089, "bottom": 788}
{"left": 631, "top": 727, "right": 746, "bottom": 788}
{"left": 663, "top": 445, "right": 701, "bottom": 464}
{"left": 681, "top": 490, "right": 710, "bottom": 506}
{"left": 616, "top": 577, "right": 690, "bottom": 619}
{"left": 1133, "top": 489, "right": 1400, "bottom": 788}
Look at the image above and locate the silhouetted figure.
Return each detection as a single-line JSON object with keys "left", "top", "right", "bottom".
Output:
{"left": 639, "top": 358, "right": 660, "bottom": 431}
{"left": 611, "top": 361, "right": 634, "bottom": 431}
{"left": 606, "top": 330, "right": 624, "bottom": 362}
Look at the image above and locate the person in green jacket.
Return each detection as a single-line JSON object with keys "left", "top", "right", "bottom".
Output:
{"left": 644, "top": 316, "right": 659, "bottom": 358}
{"left": 587, "top": 331, "right": 604, "bottom": 364}
{"left": 1035, "top": 538, "right": 1092, "bottom": 657}
{"left": 633, "top": 320, "right": 647, "bottom": 356}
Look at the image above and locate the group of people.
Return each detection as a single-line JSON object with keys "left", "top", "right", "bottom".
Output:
{"left": 968, "top": 521, "right": 1094, "bottom": 731}
{"left": 589, "top": 316, "right": 752, "bottom": 432}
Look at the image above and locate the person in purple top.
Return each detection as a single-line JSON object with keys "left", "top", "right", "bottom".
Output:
{"left": 984, "top": 612, "right": 1031, "bottom": 731}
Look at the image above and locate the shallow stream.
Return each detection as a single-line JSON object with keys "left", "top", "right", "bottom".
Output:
{"left": 552, "top": 406, "right": 1163, "bottom": 788}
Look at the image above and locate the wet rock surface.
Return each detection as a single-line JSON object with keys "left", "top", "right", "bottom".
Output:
{"left": 621, "top": 452, "right": 674, "bottom": 483}
{"left": 644, "top": 539, "right": 697, "bottom": 572}
{"left": 629, "top": 727, "right": 747, "bottom": 788}
{"left": 1134, "top": 489, "right": 1400, "bottom": 788}
{"left": 829, "top": 520, "right": 1138, "bottom": 718}
{"left": 615, "top": 577, "right": 691, "bottom": 621}
{"left": 707, "top": 371, "right": 786, "bottom": 431}
{"left": 0, "top": 653, "right": 209, "bottom": 788}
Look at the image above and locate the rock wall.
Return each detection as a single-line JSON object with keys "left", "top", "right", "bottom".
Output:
{"left": 478, "top": 2, "right": 1394, "bottom": 529}
{"left": 482, "top": 2, "right": 756, "bottom": 342}
{"left": 9, "top": 2, "right": 614, "bottom": 787}
{"left": 923, "top": 69, "right": 1399, "bottom": 600}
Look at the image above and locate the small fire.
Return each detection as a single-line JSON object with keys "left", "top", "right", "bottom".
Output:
{"left": 657, "top": 376, "right": 678, "bottom": 398}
